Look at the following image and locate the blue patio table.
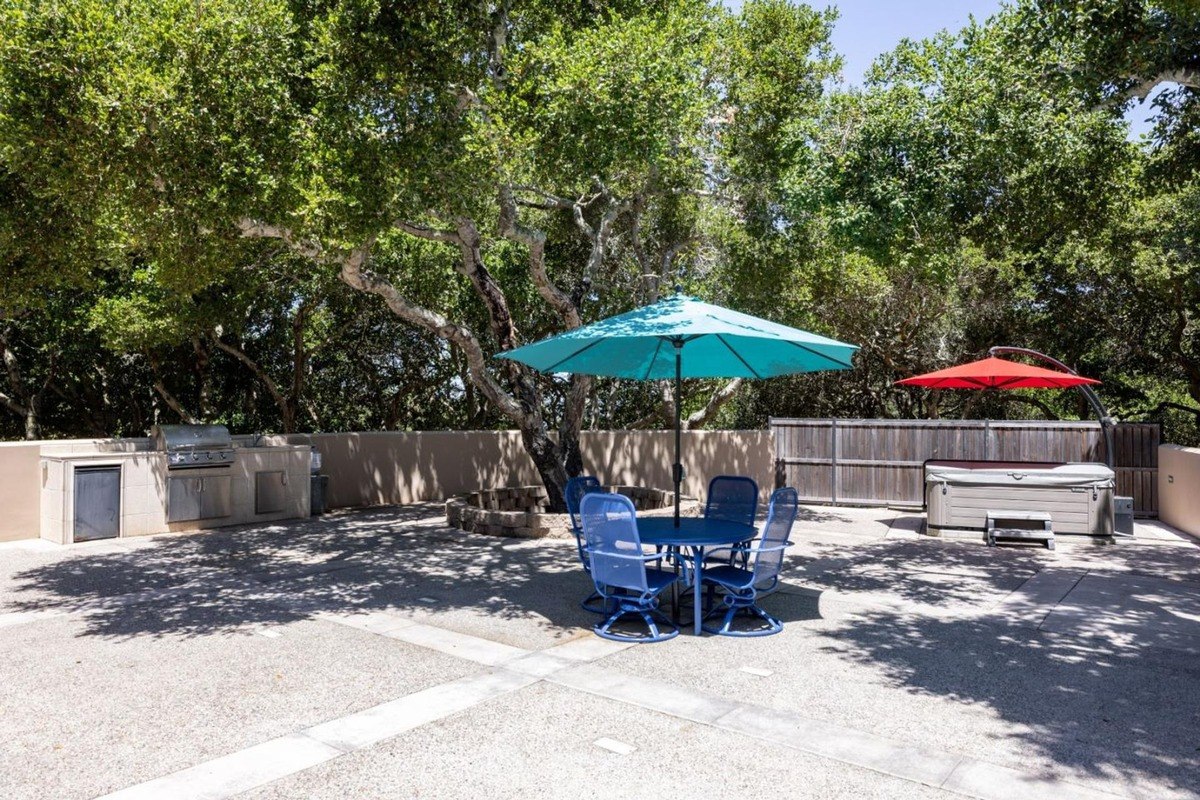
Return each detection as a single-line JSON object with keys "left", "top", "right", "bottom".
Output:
{"left": 638, "top": 517, "right": 757, "bottom": 636}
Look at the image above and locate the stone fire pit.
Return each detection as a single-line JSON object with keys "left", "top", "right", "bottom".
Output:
{"left": 445, "top": 485, "right": 700, "bottom": 539}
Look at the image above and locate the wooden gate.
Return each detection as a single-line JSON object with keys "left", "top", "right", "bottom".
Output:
{"left": 771, "top": 418, "right": 1159, "bottom": 515}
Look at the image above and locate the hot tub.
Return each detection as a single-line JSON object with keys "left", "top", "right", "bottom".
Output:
{"left": 925, "top": 460, "right": 1115, "bottom": 536}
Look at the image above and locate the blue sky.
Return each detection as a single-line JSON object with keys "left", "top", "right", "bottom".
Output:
{"left": 737, "top": 0, "right": 1158, "bottom": 140}
{"left": 827, "top": 0, "right": 1002, "bottom": 87}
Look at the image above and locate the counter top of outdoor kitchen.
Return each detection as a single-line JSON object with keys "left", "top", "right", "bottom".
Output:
{"left": 38, "top": 445, "right": 312, "bottom": 462}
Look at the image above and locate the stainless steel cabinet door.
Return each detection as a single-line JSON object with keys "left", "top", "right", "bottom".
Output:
{"left": 74, "top": 466, "right": 121, "bottom": 541}
{"left": 199, "top": 475, "right": 232, "bottom": 519}
{"left": 167, "top": 475, "right": 231, "bottom": 521}
{"left": 167, "top": 476, "right": 203, "bottom": 522}
{"left": 255, "top": 471, "right": 287, "bottom": 514}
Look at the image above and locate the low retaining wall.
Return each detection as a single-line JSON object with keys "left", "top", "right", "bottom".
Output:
{"left": 445, "top": 485, "right": 700, "bottom": 539}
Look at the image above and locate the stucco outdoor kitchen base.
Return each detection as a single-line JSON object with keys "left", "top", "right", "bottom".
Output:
{"left": 444, "top": 485, "right": 699, "bottom": 538}
{"left": 38, "top": 437, "right": 311, "bottom": 545}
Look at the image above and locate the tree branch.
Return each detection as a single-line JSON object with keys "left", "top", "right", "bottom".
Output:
{"left": 236, "top": 218, "right": 530, "bottom": 427}
{"left": 235, "top": 219, "right": 325, "bottom": 261}
{"left": 685, "top": 378, "right": 744, "bottom": 429}
{"left": 498, "top": 185, "right": 581, "bottom": 328}
{"left": 992, "top": 393, "right": 1061, "bottom": 420}
{"left": 0, "top": 331, "right": 25, "bottom": 402}
{"left": 211, "top": 335, "right": 290, "bottom": 427}
{"left": 1117, "top": 65, "right": 1200, "bottom": 103}
{"left": 394, "top": 219, "right": 462, "bottom": 245}
{"left": 149, "top": 360, "right": 199, "bottom": 425}
{"left": 0, "top": 389, "right": 28, "bottom": 418}
{"left": 513, "top": 186, "right": 575, "bottom": 209}
{"left": 1143, "top": 401, "right": 1200, "bottom": 421}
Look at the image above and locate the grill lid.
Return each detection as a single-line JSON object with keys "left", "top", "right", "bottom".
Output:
{"left": 152, "top": 424, "right": 233, "bottom": 452}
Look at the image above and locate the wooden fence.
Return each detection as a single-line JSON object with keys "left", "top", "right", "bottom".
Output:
{"left": 771, "top": 418, "right": 1160, "bottom": 515}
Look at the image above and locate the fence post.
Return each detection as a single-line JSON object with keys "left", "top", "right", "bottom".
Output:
{"left": 830, "top": 418, "right": 839, "bottom": 505}
{"left": 983, "top": 419, "right": 991, "bottom": 461}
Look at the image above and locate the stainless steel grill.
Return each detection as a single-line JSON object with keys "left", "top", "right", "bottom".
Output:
{"left": 152, "top": 424, "right": 236, "bottom": 469}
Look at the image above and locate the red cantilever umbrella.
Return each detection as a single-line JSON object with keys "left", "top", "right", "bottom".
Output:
{"left": 896, "top": 356, "right": 1100, "bottom": 390}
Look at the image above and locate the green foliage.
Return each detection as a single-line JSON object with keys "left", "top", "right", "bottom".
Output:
{"left": 1, "top": 0, "right": 1199, "bottom": 448}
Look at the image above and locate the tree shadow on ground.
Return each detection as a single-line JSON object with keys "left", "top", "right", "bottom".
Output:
{"left": 10, "top": 505, "right": 1200, "bottom": 795}
{"left": 778, "top": 532, "right": 1200, "bottom": 797}
{"left": 5, "top": 505, "right": 602, "bottom": 640}
{"left": 4, "top": 504, "right": 826, "bottom": 641}
{"left": 784, "top": 537, "right": 1051, "bottom": 609}
{"left": 813, "top": 607, "right": 1200, "bottom": 798}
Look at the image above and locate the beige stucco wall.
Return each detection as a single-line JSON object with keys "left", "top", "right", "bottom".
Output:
{"left": 289, "top": 429, "right": 774, "bottom": 509}
{"left": 0, "top": 429, "right": 776, "bottom": 540}
{"left": 1158, "top": 444, "right": 1200, "bottom": 537}
{"left": 290, "top": 431, "right": 542, "bottom": 509}
{"left": 0, "top": 442, "right": 43, "bottom": 541}
{"left": 580, "top": 430, "right": 774, "bottom": 505}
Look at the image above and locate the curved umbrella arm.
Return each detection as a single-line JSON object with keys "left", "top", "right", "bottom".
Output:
{"left": 987, "top": 346, "right": 1115, "bottom": 467}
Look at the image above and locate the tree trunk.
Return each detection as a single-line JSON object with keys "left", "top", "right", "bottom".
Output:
{"left": 22, "top": 403, "right": 39, "bottom": 440}
{"left": 0, "top": 331, "right": 46, "bottom": 439}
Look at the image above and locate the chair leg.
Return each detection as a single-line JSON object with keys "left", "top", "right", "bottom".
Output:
{"left": 701, "top": 601, "right": 739, "bottom": 635}
{"left": 595, "top": 608, "right": 625, "bottom": 639}
{"left": 593, "top": 604, "right": 679, "bottom": 643}
{"left": 645, "top": 608, "right": 680, "bottom": 641}
{"left": 642, "top": 611, "right": 660, "bottom": 640}
{"left": 749, "top": 604, "right": 784, "bottom": 635}
{"left": 701, "top": 596, "right": 784, "bottom": 637}
{"left": 716, "top": 604, "right": 738, "bottom": 634}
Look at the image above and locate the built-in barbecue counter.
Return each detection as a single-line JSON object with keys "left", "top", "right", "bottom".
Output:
{"left": 39, "top": 426, "right": 311, "bottom": 544}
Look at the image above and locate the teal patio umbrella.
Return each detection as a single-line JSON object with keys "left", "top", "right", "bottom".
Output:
{"left": 497, "top": 294, "right": 858, "bottom": 524}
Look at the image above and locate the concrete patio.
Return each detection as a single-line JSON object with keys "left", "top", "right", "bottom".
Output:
{"left": 1, "top": 505, "right": 1198, "bottom": 800}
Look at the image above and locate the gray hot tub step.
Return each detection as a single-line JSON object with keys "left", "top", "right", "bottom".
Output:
{"left": 986, "top": 510, "right": 1055, "bottom": 550}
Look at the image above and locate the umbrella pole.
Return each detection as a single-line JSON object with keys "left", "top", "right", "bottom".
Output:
{"left": 673, "top": 341, "right": 683, "bottom": 528}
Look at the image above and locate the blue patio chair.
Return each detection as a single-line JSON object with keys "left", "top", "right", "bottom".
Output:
{"left": 581, "top": 492, "right": 687, "bottom": 643}
{"left": 706, "top": 475, "right": 759, "bottom": 567}
{"left": 699, "top": 487, "right": 798, "bottom": 637}
{"left": 565, "top": 475, "right": 606, "bottom": 613}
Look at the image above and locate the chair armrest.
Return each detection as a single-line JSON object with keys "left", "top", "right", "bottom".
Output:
{"left": 704, "top": 543, "right": 754, "bottom": 559}
{"left": 662, "top": 549, "right": 692, "bottom": 585}
{"left": 583, "top": 548, "right": 669, "bottom": 563}
{"left": 750, "top": 541, "right": 795, "bottom": 553}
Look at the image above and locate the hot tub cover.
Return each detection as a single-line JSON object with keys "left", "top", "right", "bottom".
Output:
{"left": 924, "top": 461, "right": 1115, "bottom": 488}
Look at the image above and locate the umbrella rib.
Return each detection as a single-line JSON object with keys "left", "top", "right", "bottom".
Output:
{"left": 541, "top": 338, "right": 606, "bottom": 374}
{"left": 715, "top": 334, "right": 763, "bottom": 379}
{"left": 644, "top": 339, "right": 666, "bottom": 381}
{"left": 784, "top": 339, "right": 855, "bottom": 370}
